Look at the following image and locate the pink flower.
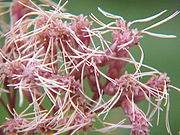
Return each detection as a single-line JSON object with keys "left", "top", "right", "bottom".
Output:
{"left": 0, "top": 0, "right": 179, "bottom": 134}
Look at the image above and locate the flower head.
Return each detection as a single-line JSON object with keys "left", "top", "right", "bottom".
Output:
{"left": 0, "top": 0, "right": 179, "bottom": 135}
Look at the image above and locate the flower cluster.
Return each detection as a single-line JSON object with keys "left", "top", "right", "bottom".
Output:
{"left": 0, "top": 0, "right": 179, "bottom": 135}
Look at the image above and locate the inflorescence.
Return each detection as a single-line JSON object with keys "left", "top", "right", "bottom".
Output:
{"left": 0, "top": 0, "right": 179, "bottom": 135}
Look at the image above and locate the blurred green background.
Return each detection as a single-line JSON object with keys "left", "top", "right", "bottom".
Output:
{"left": 0, "top": 0, "right": 180, "bottom": 134}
